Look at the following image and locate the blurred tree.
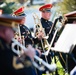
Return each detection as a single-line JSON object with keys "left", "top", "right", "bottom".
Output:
{"left": 0, "top": 0, "right": 30, "bottom": 14}
{"left": 0, "top": 1, "right": 17, "bottom": 14}
{"left": 57, "top": 0, "right": 76, "bottom": 14}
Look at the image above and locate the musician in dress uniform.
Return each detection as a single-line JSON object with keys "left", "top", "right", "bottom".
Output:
{"left": 37, "top": 4, "right": 55, "bottom": 73}
{"left": 13, "top": 6, "right": 42, "bottom": 57}
{"left": 56, "top": 11, "right": 76, "bottom": 74}
{"left": 39, "top": 4, "right": 53, "bottom": 44}
{"left": 39, "top": 4, "right": 54, "bottom": 60}
{"left": 0, "top": 10, "right": 37, "bottom": 75}
{"left": 13, "top": 7, "right": 42, "bottom": 75}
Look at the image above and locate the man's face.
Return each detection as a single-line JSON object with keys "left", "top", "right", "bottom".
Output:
{"left": 42, "top": 11, "right": 51, "bottom": 20}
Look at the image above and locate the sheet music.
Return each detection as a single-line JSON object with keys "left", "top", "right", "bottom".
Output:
{"left": 51, "top": 24, "right": 76, "bottom": 53}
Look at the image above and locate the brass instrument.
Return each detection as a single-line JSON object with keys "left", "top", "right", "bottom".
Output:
{"left": 12, "top": 38, "right": 57, "bottom": 71}
{"left": 42, "top": 29, "right": 58, "bottom": 56}
{"left": 14, "top": 24, "right": 25, "bottom": 55}
{"left": 33, "top": 13, "right": 49, "bottom": 50}
{"left": 42, "top": 16, "right": 67, "bottom": 56}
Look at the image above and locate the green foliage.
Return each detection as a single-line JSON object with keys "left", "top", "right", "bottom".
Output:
{"left": 57, "top": 0, "right": 76, "bottom": 14}
{"left": 0, "top": 0, "right": 29, "bottom": 14}
{"left": 42, "top": 56, "right": 68, "bottom": 75}
{"left": 0, "top": 2, "right": 19, "bottom": 14}
{"left": 0, "top": 3, "right": 12, "bottom": 14}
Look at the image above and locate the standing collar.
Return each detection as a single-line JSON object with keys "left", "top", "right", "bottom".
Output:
{"left": 41, "top": 18, "right": 48, "bottom": 22}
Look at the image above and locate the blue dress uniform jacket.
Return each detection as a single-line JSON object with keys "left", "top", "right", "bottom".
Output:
{"left": 0, "top": 37, "right": 37, "bottom": 75}
{"left": 20, "top": 24, "right": 34, "bottom": 46}
{"left": 41, "top": 18, "right": 53, "bottom": 44}
{"left": 20, "top": 24, "right": 41, "bottom": 47}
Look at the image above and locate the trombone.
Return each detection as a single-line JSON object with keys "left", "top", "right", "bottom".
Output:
{"left": 12, "top": 38, "right": 57, "bottom": 72}
{"left": 33, "top": 13, "right": 50, "bottom": 63}
{"left": 42, "top": 16, "right": 67, "bottom": 56}
{"left": 33, "top": 13, "right": 49, "bottom": 50}
{"left": 42, "top": 29, "right": 58, "bottom": 56}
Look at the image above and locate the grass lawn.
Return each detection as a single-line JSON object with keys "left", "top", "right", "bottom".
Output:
{"left": 42, "top": 56, "right": 69, "bottom": 75}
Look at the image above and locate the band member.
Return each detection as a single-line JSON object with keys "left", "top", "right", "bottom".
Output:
{"left": 0, "top": 10, "right": 37, "bottom": 75}
{"left": 56, "top": 11, "right": 76, "bottom": 74}
{"left": 13, "top": 6, "right": 42, "bottom": 57}
{"left": 39, "top": 4, "right": 53, "bottom": 44}
{"left": 37, "top": 4, "right": 55, "bottom": 74}
{"left": 13, "top": 7, "right": 42, "bottom": 75}
{"left": 39, "top": 4, "right": 54, "bottom": 60}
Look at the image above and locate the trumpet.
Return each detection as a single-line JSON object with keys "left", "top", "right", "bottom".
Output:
{"left": 12, "top": 38, "right": 57, "bottom": 72}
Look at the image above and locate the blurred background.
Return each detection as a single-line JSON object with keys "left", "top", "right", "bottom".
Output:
{"left": 0, "top": 0, "right": 76, "bottom": 29}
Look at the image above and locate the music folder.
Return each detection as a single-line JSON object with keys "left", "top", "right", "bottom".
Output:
{"left": 51, "top": 24, "right": 76, "bottom": 53}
